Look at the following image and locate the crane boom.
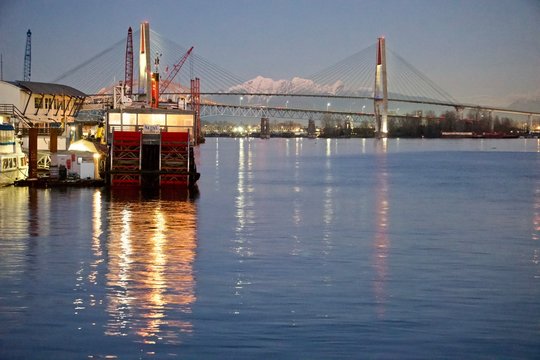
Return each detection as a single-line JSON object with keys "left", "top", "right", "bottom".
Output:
{"left": 23, "top": 29, "right": 31, "bottom": 81}
{"left": 159, "top": 46, "right": 193, "bottom": 95}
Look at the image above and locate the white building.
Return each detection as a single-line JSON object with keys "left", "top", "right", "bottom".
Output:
{"left": 0, "top": 80, "right": 86, "bottom": 150}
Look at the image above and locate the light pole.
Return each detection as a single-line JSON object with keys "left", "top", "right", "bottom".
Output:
{"left": 327, "top": 102, "right": 331, "bottom": 111}
{"left": 286, "top": 100, "right": 289, "bottom": 108}
{"left": 362, "top": 105, "right": 366, "bottom": 113}
{"left": 239, "top": 96, "right": 244, "bottom": 106}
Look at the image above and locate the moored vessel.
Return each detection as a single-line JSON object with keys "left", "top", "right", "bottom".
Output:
{"left": 0, "top": 124, "right": 28, "bottom": 186}
{"left": 105, "top": 107, "right": 199, "bottom": 190}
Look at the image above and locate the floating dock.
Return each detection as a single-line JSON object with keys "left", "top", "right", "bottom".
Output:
{"left": 14, "top": 177, "right": 105, "bottom": 188}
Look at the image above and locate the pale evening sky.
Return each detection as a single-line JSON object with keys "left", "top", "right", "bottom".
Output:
{"left": 0, "top": 0, "right": 539, "bottom": 107}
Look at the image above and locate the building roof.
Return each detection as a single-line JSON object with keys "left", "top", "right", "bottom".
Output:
{"left": 9, "top": 81, "right": 86, "bottom": 98}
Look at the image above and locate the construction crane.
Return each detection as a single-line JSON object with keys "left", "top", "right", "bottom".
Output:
{"left": 159, "top": 46, "right": 194, "bottom": 95}
{"left": 23, "top": 29, "right": 31, "bottom": 81}
{"left": 124, "top": 27, "right": 133, "bottom": 95}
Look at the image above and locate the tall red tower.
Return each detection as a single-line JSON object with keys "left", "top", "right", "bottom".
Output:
{"left": 124, "top": 27, "right": 133, "bottom": 95}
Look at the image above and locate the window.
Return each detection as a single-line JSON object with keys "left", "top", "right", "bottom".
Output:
{"left": 45, "top": 98, "right": 54, "bottom": 109}
{"left": 2, "top": 158, "right": 15, "bottom": 170}
{"left": 34, "top": 97, "right": 43, "bottom": 109}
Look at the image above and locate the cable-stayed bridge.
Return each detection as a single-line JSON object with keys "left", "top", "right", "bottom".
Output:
{"left": 55, "top": 27, "right": 539, "bottom": 131}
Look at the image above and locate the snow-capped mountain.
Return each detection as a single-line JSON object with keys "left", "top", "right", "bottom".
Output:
{"left": 229, "top": 76, "right": 345, "bottom": 95}
{"left": 507, "top": 96, "right": 540, "bottom": 113}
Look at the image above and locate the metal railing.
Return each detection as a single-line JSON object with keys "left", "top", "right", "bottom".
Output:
{"left": 0, "top": 104, "right": 34, "bottom": 127}
{"left": 0, "top": 104, "right": 67, "bottom": 137}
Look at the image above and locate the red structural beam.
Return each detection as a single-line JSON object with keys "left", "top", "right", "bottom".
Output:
{"left": 160, "top": 47, "right": 194, "bottom": 95}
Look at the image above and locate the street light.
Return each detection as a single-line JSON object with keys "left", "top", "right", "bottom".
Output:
{"left": 362, "top": 105, "right": 366, "bottom": 113}
{"left": 286, "top": 100, "right": 289, "bottom": 108}
{"left": 240, "top": 96, "right": 244, "bottom": 106}
{"left": 327, "top": 102, "right": 331, "bottom": 111}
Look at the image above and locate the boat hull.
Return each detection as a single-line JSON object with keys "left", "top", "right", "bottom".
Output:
{"left": 1, "top": 153, "right": 28, "bottom": 186}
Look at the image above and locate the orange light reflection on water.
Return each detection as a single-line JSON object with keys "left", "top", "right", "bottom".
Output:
{"left": 106, "top": 196, "right": 197, "bottom": 345}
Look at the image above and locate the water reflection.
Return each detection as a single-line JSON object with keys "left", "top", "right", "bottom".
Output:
{"left": 105, "top": 190, "right": 197, "bottom": 345}
{"left": 534, "top": 182, "right": 540, "bottom": 242}
{"left": 28, "top": 187, "right": 39, "bottom": 237}
{"left": 215, "top": 138, "right": 220, "bottom": 190}
{"left": 73, "top": 190, "right": 106, "bottom": 319}
{"left": 89, "top": 190, "right": 103, "bottom": 289}
{"left": 0, "top": 187, "right": 32, "bottom": 240}
{"left": 235, "top": 138, "right": 255, "bottom": 244}
{"left": 373, "top": 139, "right": 390, "bottom": 317}
{"left": 292, "top": 139, "right": 303, "bottom": 256}
{"left": 323, "top": 139, "right": 335, "bottom": 256}
{"left": 0, "top": 187, "right": 31, "bottom": 287}
{"left": 233, "top": 139, "right": 255, "bottom": 311}
{"left": 533, "top": 180, "right": 540, "bottom": 279}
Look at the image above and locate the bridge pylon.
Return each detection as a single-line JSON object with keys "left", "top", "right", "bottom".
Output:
{"left": 374, "top": 37, "right": 388, "bottom": 138}
{"left": 138, "top": 21, "right": 151, "bottom": 105}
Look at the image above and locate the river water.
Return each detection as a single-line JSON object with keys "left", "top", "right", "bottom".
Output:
{"left": 1, "top": 137, "right": 539, "bottom": 359}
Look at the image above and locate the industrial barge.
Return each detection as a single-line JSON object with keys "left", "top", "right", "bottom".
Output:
{"left": 105, "top": 107, "right": 199, "bottom": 189}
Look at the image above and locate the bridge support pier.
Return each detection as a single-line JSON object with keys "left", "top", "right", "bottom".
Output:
{"left": 260, "top": 117, "right": 270, "bottom": 139}
{"left": 307, "top": 119, "right": 316, "bottom": 138}
{"left": 455, "top": 106, "right": 464, "bottom": 122}
{"left": 28, "top": 127, "right": 38, "bottom": 179}
{"left": 374, "top": 37, "right": 388, "bottom": 138}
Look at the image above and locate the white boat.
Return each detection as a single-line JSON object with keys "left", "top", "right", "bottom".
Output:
{"left": 0, "top": 124, "right": 28, "bottom": 186}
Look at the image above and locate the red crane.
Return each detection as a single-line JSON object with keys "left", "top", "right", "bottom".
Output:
{"left": 159, "top": 46, "right": 194, "bottom": 95}
{"left": 124, "top": 27, "right": 133, "bottom": 95}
